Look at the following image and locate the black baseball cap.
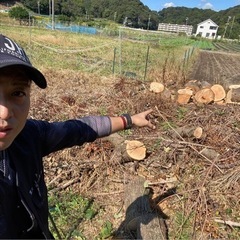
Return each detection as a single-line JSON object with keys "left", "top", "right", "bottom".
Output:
{"left": 0, "top": 34, "right": 47, "bottom": 89}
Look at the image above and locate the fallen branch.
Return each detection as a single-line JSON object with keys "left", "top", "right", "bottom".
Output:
{"left": 154, "top": 106, "right": 223, "bottom": 173}
{"left": 94, "top": 190, "right": 124, "bottom": 196}
{"left": 214, "top": 219, "right": 240, "bottom": 228}
{"left": 50, "top": 177, "right": 79, "bottom": 193}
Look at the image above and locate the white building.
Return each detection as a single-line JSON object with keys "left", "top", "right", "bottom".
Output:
{"left": 195, "top": 19, "right": 218, "bottom": 39}
{"left": 158, "top": 23, "right": 193, "bottom": 36}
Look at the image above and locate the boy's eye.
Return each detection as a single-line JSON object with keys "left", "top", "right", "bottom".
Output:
{"left": 12, "top": 91, "right": 27, "bottom": 97}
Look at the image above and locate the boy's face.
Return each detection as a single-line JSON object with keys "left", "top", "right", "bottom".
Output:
{"left": 0, "top": 68, "right": 31, "bottom": 150}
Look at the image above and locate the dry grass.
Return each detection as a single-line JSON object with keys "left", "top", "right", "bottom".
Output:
{"left": 29, "top": 68, "right": 240, "bottom": 239}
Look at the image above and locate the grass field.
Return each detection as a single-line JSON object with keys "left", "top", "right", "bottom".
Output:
{"left": 0, "top": 14, "right": 199, "bottom": 83}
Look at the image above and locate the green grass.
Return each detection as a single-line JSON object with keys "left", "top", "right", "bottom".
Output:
{"left": 192, "top": 39, "right": 215, "bottom": 50}
{"left": 48, "top": 191, "right": 98, "bottom": 239}
{"left": 0, "top": 20, "right": 199, "bottom": 82}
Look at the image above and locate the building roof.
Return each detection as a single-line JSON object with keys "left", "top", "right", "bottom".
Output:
{"left": 197, "top": 18, "right": 218, "bottom": 27}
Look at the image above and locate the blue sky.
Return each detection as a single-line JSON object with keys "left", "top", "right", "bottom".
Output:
{"left": 141, "top": 0, "right": 240, "bottom": 11}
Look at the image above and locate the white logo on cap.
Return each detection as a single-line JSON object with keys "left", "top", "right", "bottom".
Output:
{"left": 3, "top": 36, "right": 28, "bottom": 63}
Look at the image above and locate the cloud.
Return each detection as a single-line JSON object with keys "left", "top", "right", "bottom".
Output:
{"left": 163, "top": 2, "right": 176, "bottom": 8}
{"left": 202, "top": 2, "right": 214, "bottom": 9}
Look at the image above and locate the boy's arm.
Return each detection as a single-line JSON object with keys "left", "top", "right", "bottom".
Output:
{"left": 110, "top": 109, "right": 155, "bottom": 133}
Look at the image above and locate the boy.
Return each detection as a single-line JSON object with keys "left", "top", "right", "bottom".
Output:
{"left": 0, "top": 34, "right": 155, "bottom": 238}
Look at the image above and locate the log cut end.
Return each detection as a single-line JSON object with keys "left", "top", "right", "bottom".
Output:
{"left": 194, "top": 88, "right": 215, "bottom": 104}
{"left": 150, "top": 82, "right": 165, "bottom": 93}
{"left": 125, "top": 140, "right": 146, "bottom": 160}
{"left": 210, "top": 84, "right": 226, "bottom": 102}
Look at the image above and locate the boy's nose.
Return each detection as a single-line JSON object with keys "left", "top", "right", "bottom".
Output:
{"left": 0, "top": 100, "right": 13, "bottom": 121}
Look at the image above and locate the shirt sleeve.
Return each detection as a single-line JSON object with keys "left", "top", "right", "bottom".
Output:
{"left": 26, "top": 116, "right": 112, "bottom": 156}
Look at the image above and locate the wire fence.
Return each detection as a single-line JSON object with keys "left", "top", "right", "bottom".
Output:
{"left": 0, "top": 17, "right": 195, "bottom": 82}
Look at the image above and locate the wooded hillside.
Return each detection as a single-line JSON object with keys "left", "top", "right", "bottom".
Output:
{"left": 158, "top": 6, "right": 240, "bottom": 39}
{"left": 4, "top": 0, "right": 240, "bottom": 38}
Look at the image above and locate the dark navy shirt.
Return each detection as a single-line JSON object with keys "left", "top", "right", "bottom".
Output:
{"left": 0, "top": 116, "right": 111, "bottom": 239}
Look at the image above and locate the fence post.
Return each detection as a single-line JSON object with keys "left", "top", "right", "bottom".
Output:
{"left": 119, "top": 28, "right": 122, "bottom": 75}
{"left": 144, "top": 45, "right": 150, "bottom": 81}
{"left": 112, "top": 47, "right": 116, "bottom": 74}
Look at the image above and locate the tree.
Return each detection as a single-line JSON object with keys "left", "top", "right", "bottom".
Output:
{"left": 9, "top": 6, "right": 31, "bottom": 25}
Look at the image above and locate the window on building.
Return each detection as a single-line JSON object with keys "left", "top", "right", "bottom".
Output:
{"left": 206, "top": 33, "right": 210, "bottom": 37}
{"left": 200, "top": 26, "right": 204, "bottom": 28}
{"left": 210, "top": 26, "right": 217, "bottom": 30}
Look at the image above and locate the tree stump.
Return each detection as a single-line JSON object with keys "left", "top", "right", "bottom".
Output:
{"left": 114, "top": 176, "right": 168, "bottom": 239}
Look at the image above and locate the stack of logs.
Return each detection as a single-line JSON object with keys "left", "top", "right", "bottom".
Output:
{"left": 149, "top": 81, "right": 240, "bottom": 105}
{"left": 120, "top": 80, "right": 239, "bottom": 161}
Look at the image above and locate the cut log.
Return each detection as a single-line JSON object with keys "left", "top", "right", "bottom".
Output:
{"left": 210, "top": 84, "right": 226, "bottom": 102}
{"left": 177, "top": 94, "right": 191, "bottom": 104}
{"left": 200, "top": 148, "right": 220, "bottom": 160}
{"left": 114, "top": 177, "right": 168, "bottom": 240}
{"left": 194, "top": 88, "right": 215, "bottom": 104}
{"left": 225, "top": 89, "right": 232, "bottom": 103}
{"left": 161, "top": 88, "right": 172, "bottom": 100}
{"left": 177, "top": 89, "right": 193, "bottom": 95}
{"left": 215, "top": 100, "right": 226, "bottom": 105}
{"left": 177, "top": 88, "right": 193, "bottom": 104}
{"left": 125, "top": 140, "right": 146, "bottom": 160}
{"left": 229, "top": 84, "right": 240, "bottom": 89}
{"left": 184, "top": 80, "right": 200, "bottom": 94}
{"left": 173, "top": 126, "right": 204, "bottom": 139}
{"left": 193, "top": 127, "right": 203, "bottom": 139}
{"left": 150, "top": 82, "right": 165, "bottom": 93}
{"left": 200, "top": 81, "right": 212, "bottom": 89}
{"left": 231, "top": 87, "right": 240, "bottom": 102}
{"left": 226, "top": 88, "right": 240, "bottom": 103}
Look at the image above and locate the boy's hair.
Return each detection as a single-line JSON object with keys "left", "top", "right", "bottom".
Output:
{"left": 0, "top": 34, "right": 47, "bottom": 89}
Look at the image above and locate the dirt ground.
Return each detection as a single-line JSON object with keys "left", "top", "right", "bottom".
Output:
{"left": 188, "top": 50, "right": 240, "bottom": 88}
{"left": 31, "top": 50, "right": 240, "bottom": 239}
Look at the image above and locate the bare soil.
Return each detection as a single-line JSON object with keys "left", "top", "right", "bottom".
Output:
{"left": 188, "top": 50, "right": 240, "bottom": 87}
{"left": 31, "top": 50, "right": 240, "bottom": 239}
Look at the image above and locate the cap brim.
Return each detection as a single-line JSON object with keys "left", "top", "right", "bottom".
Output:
{"left": 0, "top": 62, "right": 47, "bottom": 89}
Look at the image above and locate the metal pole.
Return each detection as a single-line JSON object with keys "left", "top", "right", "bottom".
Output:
{"left": 112, "top": 47, "right": 116, "bottom": 74}
{"left": 144, "top": 46, "right": 150, "bottom": 81}
{"left": 52, "top": 0, "right": 54, "bottom": 29}
{"left": 119, "top": 28, "right": 122, "bottom": 75}
{"left": 49, "top": 0, "right": 51, "bottom": 18}
{"left": 37, "top": 1, "right": 40, "bottom": 14}
{"left": 28, "top": 13, "right": 32, "bottom": 45}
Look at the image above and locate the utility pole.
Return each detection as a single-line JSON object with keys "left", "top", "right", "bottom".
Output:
{"left": 49, "top": 0, "right": 51, "bottom": 18}
{"left": 114, "top": 11, "right": 117, "bottom": 22}
{"left": 229, "top": 16, "right": 235, "bottom": 39}
{"left": 147, "top": 14, "right": 151, "bottom": 30}
{"left": 223, "top": 16, "right": 231, "bottom": 39}
{"left": 37, "top": 1, "right": 40, "bottom": 14}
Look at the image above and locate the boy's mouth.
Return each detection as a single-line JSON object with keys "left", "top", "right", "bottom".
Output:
{"left": 0, "top": 127, "right": 12, "bottom": 138}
